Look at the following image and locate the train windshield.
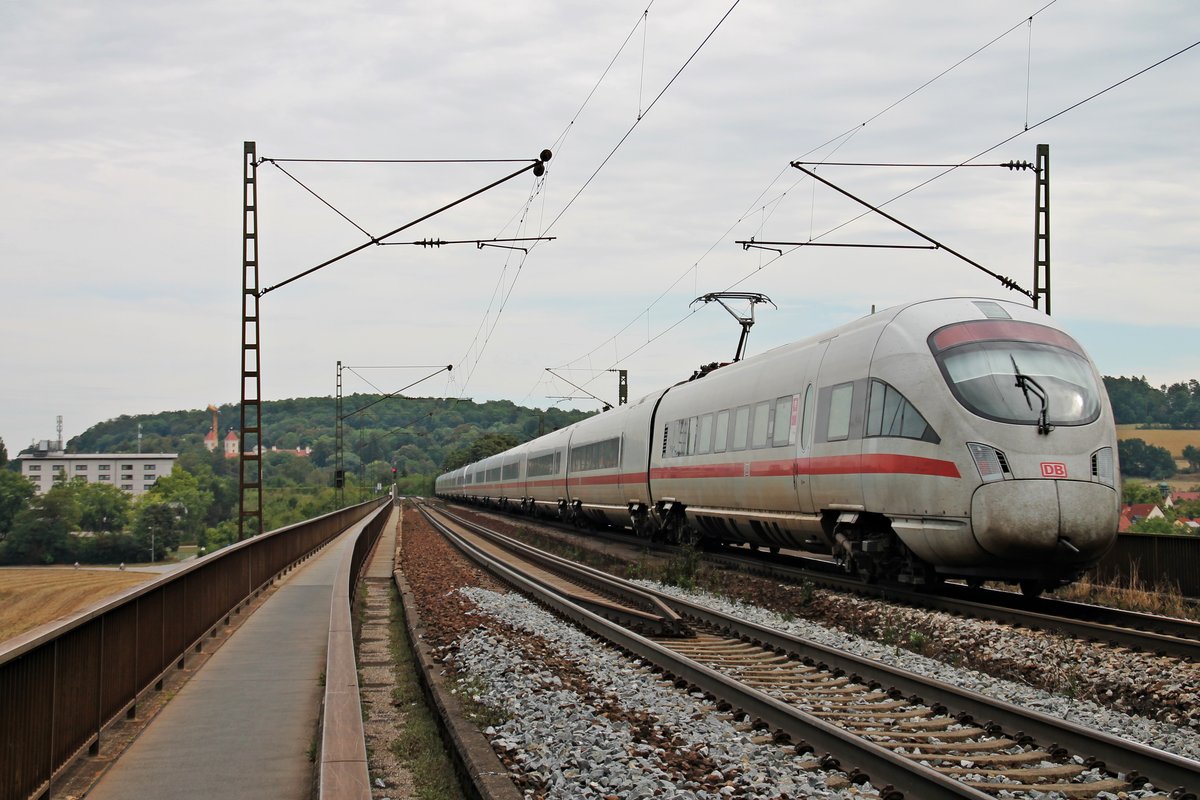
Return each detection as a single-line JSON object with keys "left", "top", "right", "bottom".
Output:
{"left": 929, "top": 320, "right": 1101, "bottom": 426}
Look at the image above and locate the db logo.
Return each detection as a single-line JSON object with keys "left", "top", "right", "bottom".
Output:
{"left": 1040, "top": 462, "right": 1068, "bottom": 478}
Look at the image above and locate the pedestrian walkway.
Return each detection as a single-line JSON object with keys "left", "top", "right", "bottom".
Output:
{"left": 87, "top": 519, "right": 371, "bottom": 800}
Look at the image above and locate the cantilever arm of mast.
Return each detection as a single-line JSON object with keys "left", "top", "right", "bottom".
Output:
{"left": 342, "top": 365, "right": 454, "bottom": 421}
{"left": 545, "top": 368, "right": 614, "bottom": 411}
{"left": 379, "top": 236, "right": 555, "bottom": 254}
{"left": 788, "top": 161, "right": 1034, "bottom": 301}
{"left": 259, "top": 150, "right": 552, "bottom": 297}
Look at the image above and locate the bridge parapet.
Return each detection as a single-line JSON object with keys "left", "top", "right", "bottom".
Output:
{"left": 0, "top": 497, "right": 388, "bottom": 800}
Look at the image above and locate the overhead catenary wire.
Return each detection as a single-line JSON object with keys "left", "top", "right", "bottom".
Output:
{"left": 548, "top": 30, "right": 1199, "bottom": 399}
{"left": 456, "top": 0, "right": 739, "bottom": 407}
{"left": 544, "top": 3, "right": 1057, "bottom": 386}
{"left": 541, "top": 0, "right": 743, "bottom": 236}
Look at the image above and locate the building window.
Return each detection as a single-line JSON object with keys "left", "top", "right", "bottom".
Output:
{"left": 98, "top": 464, "right": 111, "bottom": 471}
{"left": 121, "top": 484, "right": 133, "bottom": 491}
{"left": 28, "top": 464, "right": 42, "bottom": 471}
{"left": 121, "top": 464, "right": 133, "bottom": 470}
{"left": 98, "top": 474, "right": 111, "bottom": 481}
{"left": 143, "top": 484, "right": 155, "bottom": 491}
{"left": 75, "top": 465, "right": 88, "bottom": 472}
{"left": 144, "top": 464, "right": 156, "bottom": 471}
{"left": 121, "top": 473, "right": 133, "bottom": 480}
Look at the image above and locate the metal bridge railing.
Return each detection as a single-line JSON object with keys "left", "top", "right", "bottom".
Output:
{"left": 0, "top": 498, "right": 387, "bottom": 800}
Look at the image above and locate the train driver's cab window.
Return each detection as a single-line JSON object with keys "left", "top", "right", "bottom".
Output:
{"left": 865, "top": 380, "right": 940, "bottom": 443}
{"left": 826, "top": 383, "right": 853, "bottom": 441}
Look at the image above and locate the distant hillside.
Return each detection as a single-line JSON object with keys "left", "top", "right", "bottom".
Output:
{"left": 66, "top": 396, "right": 594, "bottom": 476}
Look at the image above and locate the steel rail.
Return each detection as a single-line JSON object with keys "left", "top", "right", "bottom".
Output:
{"left": 654, "top": 591, "right": 1200, "bottom": 797}
{"left": 435, "top": 502, "right": 1200, "bottom": 797}
{"left": 425, "top": 506, "right": 680, "bottom": 636}
{"left": 442, "top": 501, "right": 1200, "bottom": 658}
{"left": 708, "top": 548, "right": 1200, "bottom": 661}
{"left": 419, "top": 504, "right": 992, "bottom": 800}
{"left": 434, "top": 506, "right": 682, "bottom": 629}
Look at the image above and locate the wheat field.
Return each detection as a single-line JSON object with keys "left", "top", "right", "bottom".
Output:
{"left": 1115, "top": 424, "right": 1200, "bottom": 458}
{"left": 0, "top": 568, "right": 154, "bottom": 643}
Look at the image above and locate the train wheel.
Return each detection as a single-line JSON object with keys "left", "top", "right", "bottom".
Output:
{"left": 1019, "top": 579, "right": 1044, "bottom": 598}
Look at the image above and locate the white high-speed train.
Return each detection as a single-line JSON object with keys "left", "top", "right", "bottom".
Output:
{"left": 436, "top": 298, "right": 1119, "bottom": 594}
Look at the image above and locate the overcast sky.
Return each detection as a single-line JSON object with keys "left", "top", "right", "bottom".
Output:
{"left": 2, "top": 1, "right": 1197, "bottom": 452}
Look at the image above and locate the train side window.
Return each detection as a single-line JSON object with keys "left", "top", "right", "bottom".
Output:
{"left": 866, "top": 380, "right": 940, "bottom": 443}
{"left": 826, "top": 383, "right": 853, "bottom": 441}
{"left": 773, "top": 395, "right": 795, "bottom": 447}
{"left": 697, "top": 413, "right": 714, "bottom": 454}
{"left": 800, "top": 385, "right": 815, "bottom": 449}
{"left": 751, "top": 401, "right": 770, "bottom": 448}
{"left": 687, "top": 416, "right": 701, "bottom": 455}
{"left": 732, "top": 405, "right": 751, "bottom": 451}
{"left": 713, "top": 410, "right": 730, "bottom": 453}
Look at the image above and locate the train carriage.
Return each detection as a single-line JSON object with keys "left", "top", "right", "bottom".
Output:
{"left": 522, "top": 426, "right": 572, "bottom": 516}
{"left": 437, "top": 297, "right": 1120, "bottom": 592}
{"left": 563, "top": 393, "right": 662, "bottom": 529}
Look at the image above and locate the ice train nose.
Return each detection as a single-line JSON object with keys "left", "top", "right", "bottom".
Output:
{"left": 970, "top": 480, "right": 1117, "bottom": 561}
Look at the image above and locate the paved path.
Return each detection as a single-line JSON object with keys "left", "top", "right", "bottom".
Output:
{"left": 88, "top": 521, "right": 368, "bottom": 800}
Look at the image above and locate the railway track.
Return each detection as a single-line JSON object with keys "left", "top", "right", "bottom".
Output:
{"left": 420, "top": 502, "right": 1200, "bottom": 800}
{"left": 450, "top": 502, "right": 1200, "bottom": 662}
{"left": 703, "top": 547, "right": 1200, "bottom": 662}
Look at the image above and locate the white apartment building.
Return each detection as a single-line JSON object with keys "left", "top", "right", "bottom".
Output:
{"left": 17, "top": 452, "right": 179, "bottom": 496}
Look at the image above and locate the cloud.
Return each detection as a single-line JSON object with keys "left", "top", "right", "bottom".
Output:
{"left": 1, "top": 0, "right": 1197, "bottom": 450}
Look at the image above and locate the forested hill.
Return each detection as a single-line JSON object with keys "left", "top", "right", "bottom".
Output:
{"left": 1103, "top": 377, "right": 1200, "bottom": 428}
{"left": 65, "top": 396, "right": 594, "bottom": 476}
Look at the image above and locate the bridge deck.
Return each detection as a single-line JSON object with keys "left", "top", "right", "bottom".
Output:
{"left": 87, "top": 511, "right": 390, "bottom": 800}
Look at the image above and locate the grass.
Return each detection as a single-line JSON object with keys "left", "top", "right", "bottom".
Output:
{"left": 0, "top": 567, "right": 154, "bottom": 641}
{"left": 1057, "top": 563, "right": 1199, "bottom": 621}
{"left": 388, "top": 583, "right": 466, "bottom": 800}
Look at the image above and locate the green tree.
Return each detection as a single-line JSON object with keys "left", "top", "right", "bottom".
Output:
{"left": 1128, "top": 516, "right": 1177, "bottom": 534}
{"left": 0, "top": 469, "right": 35, "bottom": 539}
{"left": 145, "top": 466, "right": 212, "bottom": 543}
{"left": 132, "top": 500, "right": 184, "bottom": 561}
{"left": 0, "top": 436, "right": 7, "bottom": 466}
{"left": 76, "top": 482, "right": 132, "bottom": 532}
{"left": 1122, "top": 480, "right": 1165, "bottom": 505}
{"left": 1118, "top": 438, "right": 1177, "bottom": 480}
{"left": 1183, "top": 445, "right": 1200, "bottom": 472}
{"left": 0, "top": 483, "right": 80, "bottom": 564}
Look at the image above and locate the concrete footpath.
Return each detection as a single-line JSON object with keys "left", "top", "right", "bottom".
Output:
{"left": 87, "top": 520, "right": 369, "bottom": 800}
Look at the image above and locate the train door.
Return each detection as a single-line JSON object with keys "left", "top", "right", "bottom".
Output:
{"left": 791, "top": 341, "right": 827, "bottom": 517}
{"left": 808, "top": 333, "right": 871, "bottom": 513}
